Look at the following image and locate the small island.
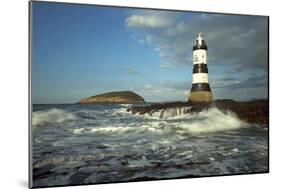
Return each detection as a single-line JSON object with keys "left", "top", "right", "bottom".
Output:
{"left": 79, "top": 91, "right": 145, "bottom": 104}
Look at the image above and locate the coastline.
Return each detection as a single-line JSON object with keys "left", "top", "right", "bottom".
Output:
{"left": 127, "top": 99, "right": 269, "bottom": 125}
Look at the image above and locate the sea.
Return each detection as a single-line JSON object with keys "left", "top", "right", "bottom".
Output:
{"left": 31, "top": 103, "right": 268, "bottom": 187}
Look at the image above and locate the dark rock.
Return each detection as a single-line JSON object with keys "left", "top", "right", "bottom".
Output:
{"left": 95, "top": 145, "right": 108, "bottom": 150}
{"left": 215, "top": 99, "right": 269, "bottom": 124}
{"left": 127, "top": 99, "right": 268, "bottom": 125}
{"left": 69, "top": 172, "right": 91, "bottom": 184}
{"left": 129, "top": 176, "right": 158, "bottom": 182}
{"left": 33, "top": 165, "right": 55, "bottom": 179}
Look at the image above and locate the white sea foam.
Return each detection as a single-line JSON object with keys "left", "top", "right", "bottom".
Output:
{"left": 119, "top": 104, "right": 132, "bottom": 107}
{"left": 128, "top": 156, "right": 153, "bottom": 167}
{"left": 135, "top": 107, "right": 245, "bottom": 134}
{"left": 72, "top": 128, "right": 85, "bottom": 134}
{"left": 111, "top": 107, "right": 131, "bottom": 116}
{"left": 90, "top": 126, "right": 135, "bottom": 134}
{"left": 34, "top": 154, "right": 99, "bottom": 168}
{"left": 32, "top": 108, "right": 78, "bottom": 126}
{"left": 174, "top": 108, "right": 244, "bottom": 134}
{"left": 32, "top": 105, "right": 268, "bottom": 184}
{"left": 147, "top": 106, "right": 193, "bottom": 119}
{"left": 70, "top": 107, "right": 244, "bottom": 136}
{"left": 88, "top": 124, "right": 164, "bottom": 135}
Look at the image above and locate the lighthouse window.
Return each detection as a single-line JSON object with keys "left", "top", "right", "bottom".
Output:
{"left": 194, "top": 55, "right": 198, "bottom": 62}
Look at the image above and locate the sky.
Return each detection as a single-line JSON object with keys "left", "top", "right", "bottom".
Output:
{"left": 31, "top": 1, "right": 268, "bottom": 104}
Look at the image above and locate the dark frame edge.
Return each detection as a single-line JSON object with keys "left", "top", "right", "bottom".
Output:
{"left": 267, "top": 15, "right": 270, "bottom": 173}
{"left": 28, "top": 1, "right": 33, "bottom": 188}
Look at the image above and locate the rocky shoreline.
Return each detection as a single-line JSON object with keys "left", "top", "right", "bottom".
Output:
{"left": 127, "top": 99, "right": 269, "bottom": 125}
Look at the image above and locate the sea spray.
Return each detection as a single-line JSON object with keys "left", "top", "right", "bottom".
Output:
{"left": 71, "top": 107, "right": 245, "bottom": 136}
{"left": 32, "top": 108, "right": 78, "bottom": 126}
{"left": 32, "top": 104, "right": 268, "bottom": 186}
{"left": 147, "top": 106, "right": 192, "bottom": 119}
{"left": 173, "top": 108, "right": 244, "bottom": 135}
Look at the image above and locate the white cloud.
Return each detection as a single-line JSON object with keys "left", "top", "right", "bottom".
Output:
{"left": 133, "top": 81, "right": 190, "bottom": 102}
{"left": 159, "top": 63, "right": 175, "bottom": 69}
{"left": 184, "top": 90, "right": 190, "bottom": 96}
{"left": 144, "top": 84, "right": 153, "bottom": 89}
{"left": 145, "top": 34, "right": 153, "bottom": 43}
{"left": 126, "top": 68, "right": 140, "bottom": 75}
{"left": 137, "top": 39, "right": 145, "bottom": 44}
{"left": 126, "top": 12, "right": 268, "bottom": 71}
{"left": 126, "top": 14, "right": 173, "bottom": 29}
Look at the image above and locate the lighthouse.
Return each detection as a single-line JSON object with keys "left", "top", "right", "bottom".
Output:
{"left": 189, "top": 33, "right": 213, "bottom": 102}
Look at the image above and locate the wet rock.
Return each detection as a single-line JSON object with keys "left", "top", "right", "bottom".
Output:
{"left": 95, "top": 145, "right": 108, "bottom": 149}
{"left": 69, "top": 172, "right": 91, "bottom": 184}
{"left": 33, "top": 165, "right": 55, "bottom": 179}
{"left": 127, "top": 99, "right": 268, "bottom": 125}
{"left": 129, "top": 176, "right": 158, "bottom": 182}
{"left": 121, "top": 160, "right": 129, "bottom": 166}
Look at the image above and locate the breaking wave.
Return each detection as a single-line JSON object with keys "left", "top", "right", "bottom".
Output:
{"left": 110, "top": 107, "right": 130, "bottom": 116}
{"left": 173, "top": 108, "right": 244, "bottom": 134}
{"left": 144, "top": 106, "right": 193, "bottom": 119}
{"left": 32, "top": 108, "right": 78, "bottom": 126}
{"left": 32, "top": 103, "right": 268, "bottom": 186}
{"left": 149, "top": 107, "right": 245, "bottom": 134}
{"left": 119, "top": 104, "right": 132, "bottom": 107}
{"left": 72, "top": 108, "right": 245, "bottom": 135}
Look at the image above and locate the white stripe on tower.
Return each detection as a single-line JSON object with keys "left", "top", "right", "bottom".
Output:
{"left": 192, "top": 73, "right": 209, "bottom": 83}
{"left": 193, "top": 49, "right": 207, "bottom": 64}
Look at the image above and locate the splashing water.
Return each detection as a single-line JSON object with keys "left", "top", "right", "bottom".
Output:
{"left": 32, "top": 104, "right": 268, "bottom": 187}
{"left": 32, "top": 108, "right": 78, "bottom": 126}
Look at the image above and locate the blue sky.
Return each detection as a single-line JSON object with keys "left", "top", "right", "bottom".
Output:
{"left": 31, "top": 2, "right": 268, "bottom": 104}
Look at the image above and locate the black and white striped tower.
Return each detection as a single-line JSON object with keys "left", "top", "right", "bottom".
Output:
{"left": 189, "top": 33, "right": 213, "bottom": 102}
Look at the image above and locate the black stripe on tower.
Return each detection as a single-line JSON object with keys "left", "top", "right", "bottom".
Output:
{"left": 193, "top": 39, "right": 208, "bottom": 50}
{"left": 193, "top": 64, "right": 208, "bottom": 73}
{"left": 191, "top": 83, "right": 212, "bottom": 92}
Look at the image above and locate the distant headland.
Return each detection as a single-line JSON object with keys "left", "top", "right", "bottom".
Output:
{"left": 79, "top": 91, "right": 145, "bottom": 104}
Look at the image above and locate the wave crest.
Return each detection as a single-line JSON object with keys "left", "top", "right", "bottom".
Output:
{"left": 174, "top": 108, "right": 244, "bottom": 134}
{"left": 145, "top": 106, "right": 192, "bottom": 119}
{"left": 32, "top": 108, "right": 78, "bottom": 126}
{"left": 72, "top": 108, "right": 244, "bottom": 135}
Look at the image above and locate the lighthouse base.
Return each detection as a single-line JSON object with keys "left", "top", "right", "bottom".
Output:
{"left": 188, "top": 91, "right": 213, "bottom": 103}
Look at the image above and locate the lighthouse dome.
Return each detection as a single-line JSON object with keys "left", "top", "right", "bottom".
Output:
{"left": 193, "top": 32, "right": 208, "bottom": 50}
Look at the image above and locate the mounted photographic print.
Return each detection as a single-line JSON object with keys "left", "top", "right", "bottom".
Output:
{"left": 29, "top": 1, "right": 269, "bottom": 188}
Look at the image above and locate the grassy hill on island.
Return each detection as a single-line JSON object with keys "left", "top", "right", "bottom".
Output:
{"left": 79, "top": 91, "right": 145, "bottom": 104}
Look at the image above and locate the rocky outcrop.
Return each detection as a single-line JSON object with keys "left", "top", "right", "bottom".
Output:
{"left": 127, "top": 99, "right": 268, "bottom": 125}
{"left": 79, "top": 91, "right": 145, "bottom": 104}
